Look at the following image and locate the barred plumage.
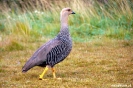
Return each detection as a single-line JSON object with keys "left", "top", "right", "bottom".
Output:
{"left": 22, "top": 7, "right": 75, "bottom": 79}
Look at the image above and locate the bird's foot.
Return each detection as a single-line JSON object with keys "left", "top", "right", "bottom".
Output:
{"left": 57, "top": 77, "right": 62, "bottom": 80}
{"left": 39, "top": 78, "right": 48, "bottom": 80}
{"left": 54, "top": 77, "right": 62, "bottom": 80}
{"left": 39, "top": 77, "right": 43, "bottom": 80}
{"left": 39, "top": 77, "right": 62, "bottom": 80}
{"left": 39, "top": 75, "right": 44, "bottom": 80}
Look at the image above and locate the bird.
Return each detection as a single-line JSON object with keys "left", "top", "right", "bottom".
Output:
{"left": 22, "top": 7, "right": 75, "bottom": 80}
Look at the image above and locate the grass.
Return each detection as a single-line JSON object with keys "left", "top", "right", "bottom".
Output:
{"left": 0, "top": 39, "right": 133, "bottom": 88}
{"left": 0, "top": 0, "right": 133, "bottom": 88}
{"left": 0, "top": 0, "right": 133, "bottom": 43}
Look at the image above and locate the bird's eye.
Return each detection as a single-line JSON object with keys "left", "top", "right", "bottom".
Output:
{"left": 68, "top": 9, "right": 71, "bottom": 11}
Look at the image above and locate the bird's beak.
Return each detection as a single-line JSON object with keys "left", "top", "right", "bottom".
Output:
{"left": 71, "top": 11, "right": 75, "bottom": 14}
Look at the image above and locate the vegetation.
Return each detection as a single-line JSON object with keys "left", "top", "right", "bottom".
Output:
{"left": 0, "top": 0, "right": 133, "bottom": 43}
{"left": 0, "top": 0, "right": 133, "bottom": 87}
{"left": 0, "top": 40, "right": 133, "bottom": 88}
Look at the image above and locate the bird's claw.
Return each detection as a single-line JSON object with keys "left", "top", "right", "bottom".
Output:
{"left": 39, "top": 78, "right": 48, "bottom": 80}
{"left": 56, "top": 77, "right": 62, "bottom": 80}
{"left": 39, "top": 75, "right": 44, "bottom": 80}
{"left": 39, "top": 77, "right": 43, "bottom": 80}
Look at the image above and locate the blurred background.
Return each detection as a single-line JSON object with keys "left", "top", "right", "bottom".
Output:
{"left": 0, "top": 0, "right": 133, "bottom": 51}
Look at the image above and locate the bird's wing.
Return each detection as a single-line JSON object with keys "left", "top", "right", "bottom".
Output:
{"left": 46, "top": 42, "right": 70, "bottom": 66}
{"left": 22, "top": 38, "right": 61, "bottom": 72}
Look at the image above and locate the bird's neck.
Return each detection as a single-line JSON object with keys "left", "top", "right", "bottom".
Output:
{"left": 60, "top": 23, "right": 69, "bottom": 36}
{"left": 60, "top": 14, "right": 68, "bottom": 29}
{"left": 58, "top": 14, "right": 70, "bottom": 38}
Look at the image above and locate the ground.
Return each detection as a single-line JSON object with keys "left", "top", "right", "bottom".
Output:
{"left": 0, "top": 39, "right": 133, "bottom": 88}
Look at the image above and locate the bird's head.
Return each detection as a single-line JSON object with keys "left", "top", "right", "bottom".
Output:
{"left": 60, "top": 7, "right": 75, "bottom": 16}
{"left": 60, "top": 7, "right": 75, "bottom": 24}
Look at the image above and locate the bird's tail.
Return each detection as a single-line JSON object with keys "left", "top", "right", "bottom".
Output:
{"left": 22, "top": 66, "right": 29, "bottom": 73}
{"left": 22, "top": 63, "right": 30, "bottom": 73}
{"left": 22, "top": 59, "right": 34, "bottom": 73}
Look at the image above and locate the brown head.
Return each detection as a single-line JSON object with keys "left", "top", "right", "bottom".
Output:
{"left": 60, "top": 7, "right": 75, "bottom": 25}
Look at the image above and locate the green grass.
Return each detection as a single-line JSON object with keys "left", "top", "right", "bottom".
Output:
{"left": 0, "top": 0, "right": 133, "bottom": 44}
{"left": 0, "top": 0, "right": 133, "bottom": 87}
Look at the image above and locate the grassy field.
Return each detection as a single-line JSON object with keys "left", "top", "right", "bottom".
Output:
{"left": 0, "top": 0, "right": 133, "bottom": 88}
{"left": 0, "top": 39, "right": 133, "bottom": 88}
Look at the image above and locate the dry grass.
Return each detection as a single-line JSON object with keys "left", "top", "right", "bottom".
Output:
{"left": 0, "top": 39, "right": 133, "bottom": 88}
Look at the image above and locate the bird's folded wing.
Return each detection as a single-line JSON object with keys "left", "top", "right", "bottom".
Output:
{"left": 22, "top": 38, "right": 61, "bottom": 72}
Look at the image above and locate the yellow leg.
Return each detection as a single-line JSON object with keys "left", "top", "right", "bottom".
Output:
{"left": 39, "top": 66, "right": 49, "bottom": 80}
{"left": 52, "top": 68, "right": 56, "bottom": 79}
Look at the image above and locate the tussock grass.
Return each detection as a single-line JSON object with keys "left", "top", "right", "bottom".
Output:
{"left": 0, "top": 0, "right": 133, "bottom": 44}
{"left": 4, "top": 40, "right": 24, "bottom": 51}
